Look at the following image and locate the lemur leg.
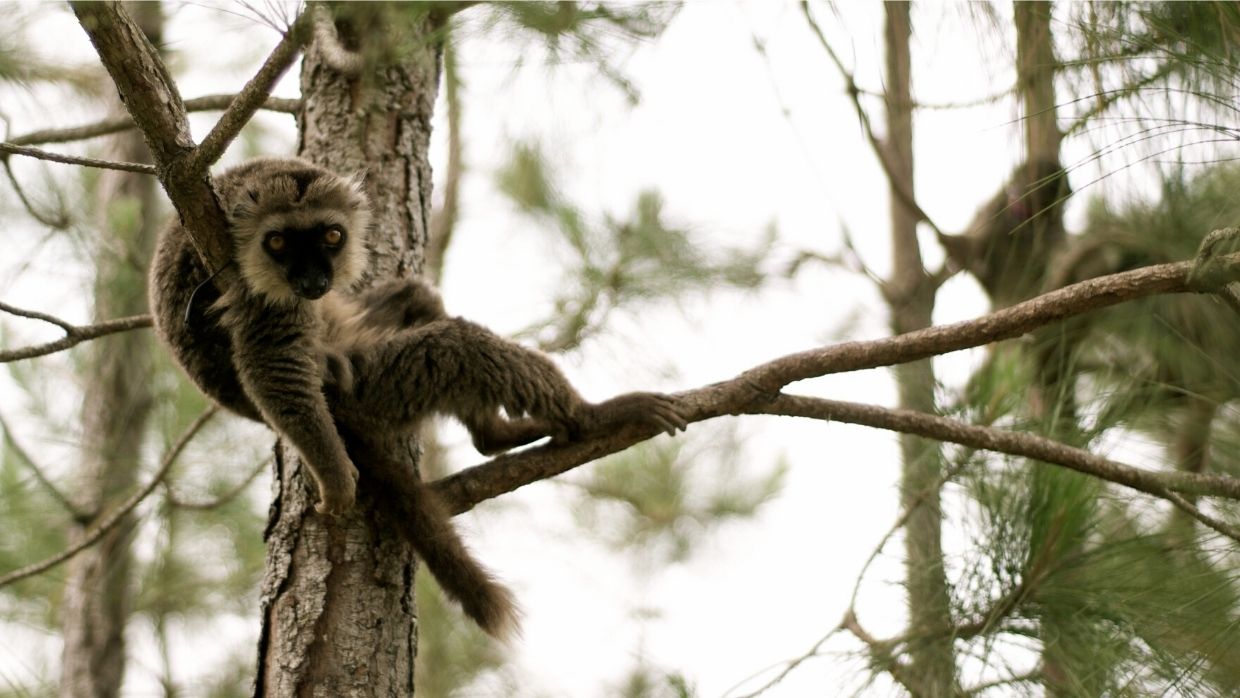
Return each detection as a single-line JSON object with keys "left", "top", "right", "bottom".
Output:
{"left": 346, "top": 317, "right": 688, "bottom": 445}
{"left": 462, "top": 413, "right": 556, "bottom": 455}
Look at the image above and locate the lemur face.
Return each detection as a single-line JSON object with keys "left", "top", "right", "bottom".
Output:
{"left": 220, "top": 158, "right": 370, "bottom": 304}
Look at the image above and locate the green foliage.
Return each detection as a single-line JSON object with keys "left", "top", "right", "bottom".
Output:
{"left": 1065, "top": 2, "right": 1240, "bottom": 134}
{"left": 498, "top": 142, "right": 772, "bottom": 351}
{"left": 1082, "top": 165, "right": 1240, "bottom": 444}
{"left": 413, "top": 572, "right": 510, "bottom": 698}
{"left": 958, "top": 456, "right": 1240, "bottom": 695}
{"left": 0, "top": 425, "right": 68, "bottom": 626}
{"left": 944, "top": 162, "right": 1240, "bottom": 695}
{"left": 616, "top": 665, "right": 698, "bottom": 698}
{"left": 479, "top": 2, "right": 678, "bottom": 103}
{"left": 573, "top": 429, "right": 785, "bottom": 563}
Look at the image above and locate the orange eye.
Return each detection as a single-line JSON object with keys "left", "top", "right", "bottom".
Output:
{"left": 265, "top": 233, "right": 285, "bottom": 252}
{"left": 323, "top": 228, "right": 343, "bottom": 246}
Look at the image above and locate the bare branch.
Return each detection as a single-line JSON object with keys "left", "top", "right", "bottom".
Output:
{"left": 963, "top": 670, "right": 1041, "bottom": 696}
{"left": 0, "top": 141, "right": 156, "bottom": 175}
{"left": 2, "top": 159, "right": 70, "bottom": 228}
{"left": 799, "top": 1, "right": 946, "bottom": 241}
{"left": 434, "top": 252, "right": 1240, "bottom": 514}
{"left": 7, "top": 94, "right": 300, "bottom": 148}
{"left": 754, "top": 394, "right": 1240, "bottom": 500}
{"left": 1162, "top": 490, "right": 1240, "bottom": 542}
{"left": 726, "top": 627, "right": 840, "bottom": 698}
{"left": 0, "top": 300, "right": 76, "bottom": 333}
{"left": 191, "top": 13, "right": 311, "bottom": 171}
{"left": 0, "top": 407, "right": 217, "bottom": 589}
{"left": 840, "top": 611, "right": 920, "bottom": 695}
{"left": 71, "top": 1, "right": 230, "bottom": 272}
{"left": 0, "top": 411, "right": 81, "bottom": 518}
{"left": 0, "top": 313, "right": 153, "bottom": 363}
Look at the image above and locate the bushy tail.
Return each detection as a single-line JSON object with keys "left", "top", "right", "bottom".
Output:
{"left": 349, "top": 437, "right": 520, "bottom": 640}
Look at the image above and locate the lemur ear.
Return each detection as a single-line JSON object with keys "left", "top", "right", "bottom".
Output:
{"left": 344, "top": 170, "right": 370, "bottom": 210}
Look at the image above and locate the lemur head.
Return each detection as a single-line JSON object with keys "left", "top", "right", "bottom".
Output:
{"left": 220, "top": 158, "right": 371, "bottom": 304}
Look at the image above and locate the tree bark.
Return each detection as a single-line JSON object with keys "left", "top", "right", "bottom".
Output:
{"left": 882, "top": 3, "right": 958, "bottom": 695}
{"left": 254, "top": 7, "right": 442, "bottom": 696}
{"left": 59, "top": 5, "right": 161, "bottom": 696}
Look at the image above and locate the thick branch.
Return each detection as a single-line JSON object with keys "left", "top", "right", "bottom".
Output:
{"left": 434, "top": 254, "right": 1240, "bottom": 513}
{"left": 71, "top": 2, "right": 307, "bottom": 275}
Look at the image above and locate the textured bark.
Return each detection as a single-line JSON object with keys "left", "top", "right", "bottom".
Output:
{"left": 881, "top": 4, "right": 957, "bottom": 695}
{"left": 59, "top": 5, "right": 161, "bottom": 695}
{"left": 255, "top": 8, "right": 442, "bottom": 696}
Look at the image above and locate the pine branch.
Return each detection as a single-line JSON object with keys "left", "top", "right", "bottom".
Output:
{"left": 0, "top": 407, "right": 217, "bottom": 589}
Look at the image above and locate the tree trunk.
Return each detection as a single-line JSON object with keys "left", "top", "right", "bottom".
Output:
{"left": 254, "top": 8, "right": 442, "bottom": 696}
{"left": 883, "top": 3, "right": 957, "bottom": 695}
{"left": 59, "top": 5, "right": 161, "bottom": 696}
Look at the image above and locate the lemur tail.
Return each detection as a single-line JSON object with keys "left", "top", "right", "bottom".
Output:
{"left": 352, "top": 439, "right": 520, "bottom": 640}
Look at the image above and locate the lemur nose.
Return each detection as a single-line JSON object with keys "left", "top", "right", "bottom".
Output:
{"left": 294, "top": 275, "right": 330, "bottom": 299}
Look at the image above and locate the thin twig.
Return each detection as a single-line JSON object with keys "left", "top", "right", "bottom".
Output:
{"left": 164, "top": 456, "right": 270, "bottom": 511}
{"left": 0, "top": 313, "right": 153, "bottom": 363}
{"left": 0, "top": 411, "right": 81, "bottom": 518}
{"left": 0, "top": 142, "right": 156, "bottom": 175}
{"left": 726, "top": 627, "right": 841, "bottom": 698}
{"left": 840, "top": 611, "right": 919, "bottom": 695}
{"left": 0, "top": 407, "right": 218, "bottom": 589}
{"left": 799, "top": 1, "right": 946, "bottom": 241}
{"left": 7, "top": 94, "right": 300, "bottom": 148}
{"left": 0, "top": 300, "right": 76, "bottom": 333}
{"left": 2, "top": 158, "right": 69, "bottom": 228}
{"left": 1162, "top": 490, "right": 1240, "bottom": 542}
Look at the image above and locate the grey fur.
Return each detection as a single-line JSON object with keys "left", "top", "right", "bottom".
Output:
{"left": 149, "top": 157, "right": 688, "bottom": 638}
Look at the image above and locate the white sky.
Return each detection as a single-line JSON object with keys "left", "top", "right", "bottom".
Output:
{"left": 0, "top": 1, "right": 1178, "bottom": 696}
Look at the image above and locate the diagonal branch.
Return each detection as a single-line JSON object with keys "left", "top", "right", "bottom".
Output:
{"left": 433, "top": 252, "right": 1240, "bottom": 514}
{"left": 0, "top": 412, "right": 81, "bottom": 518}
{"left": 0, "top": 407, "right": 217, "bottom": 589}
{"left": 70, "top": 2, "right": 309, "bottom": 275}
{"left": 190, "top": 14, "right": 311, "bottom": 170}
{"left": 799, "top": 0, "right": 945, "bottom": 241}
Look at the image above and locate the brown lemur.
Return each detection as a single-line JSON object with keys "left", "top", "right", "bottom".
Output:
{"left": 149, "top": 157, "right": 689, "bottom": 638}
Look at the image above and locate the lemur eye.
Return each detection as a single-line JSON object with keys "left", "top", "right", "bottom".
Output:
{"left": 265, "top": 232, "right": 286, "bottom": 252}
{"left": 323, "top": 227, "right": 344, "bottom": 246}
